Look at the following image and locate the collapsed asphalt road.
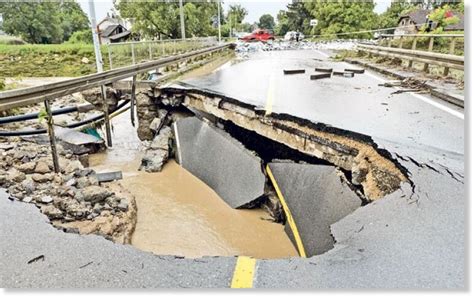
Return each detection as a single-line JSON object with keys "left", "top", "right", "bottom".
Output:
{"left": 0, "top": 48, "right": 464, "bottom": 288}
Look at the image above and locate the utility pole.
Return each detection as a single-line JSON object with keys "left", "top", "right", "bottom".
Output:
{"left": 88, "top": 0, "right": 112, "bottom": 147}
{"left": 88, "top": 0, "right": 103, "bottom": 72}
{"left": 217, "top": 0, "right": 221, "bottom": 42}
{"left": 179, "top": 0, "right": 186, "bottom": 40}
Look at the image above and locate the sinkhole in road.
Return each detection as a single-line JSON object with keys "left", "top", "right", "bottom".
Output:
{"left": 90, "top": 89, "right": 408, "bottom": 259}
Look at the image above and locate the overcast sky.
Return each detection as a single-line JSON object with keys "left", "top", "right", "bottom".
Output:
{"left": 78, "top": 0, "right": 391, "bottom": 24}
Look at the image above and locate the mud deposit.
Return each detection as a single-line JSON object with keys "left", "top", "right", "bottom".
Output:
{"left": 89, "top": 112, "right": 297, "bottom": 259}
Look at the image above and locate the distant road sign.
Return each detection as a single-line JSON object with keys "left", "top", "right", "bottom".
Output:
{"left": 310, "top": 19, "right": 318, "bottom": 26}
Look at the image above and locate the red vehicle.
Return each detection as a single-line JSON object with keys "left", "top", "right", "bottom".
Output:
{"left": 240, "top": 29, "right": 274, "bottom": 42}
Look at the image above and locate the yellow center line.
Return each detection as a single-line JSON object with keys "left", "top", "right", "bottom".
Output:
{"left": 264, "top": 72, "right": 276, "bottom": 116}
{"left": 266, "top": 165, "right": 307, "bottom": 258}
{"left": 230, "top": 256, "right": 257, "bottom": 289}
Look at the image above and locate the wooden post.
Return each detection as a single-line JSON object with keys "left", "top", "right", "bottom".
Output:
{"left": 408, "top": 37, "right": 417, "bottom": 68}
{"left": 44, "top": 100, "right": 59, "bottom": 173}
{"left": 131, "top": 43, "right": 136, "bottom": 64}
{"left": 443, "top": 37, "right": 456, "bottom": 76}
{"left": 130, "top": 75, "right": 137, "bottom": 127}
{"left": 148, "top": 42, "right": 152, "bottom": 60}
{"left": 107, "top": 45, "right": 113, "bottom": 70}
{"left": 100, "top": 85, "right": 113, "bottom": 147}
{"left": 423, "top": 37, "right": 434, "bottom": 72}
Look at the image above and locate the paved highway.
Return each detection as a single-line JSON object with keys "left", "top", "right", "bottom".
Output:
{"left": 181, "top": 50, "right": 464, "bottom": 156}
{"left": 1, "top": 48, "right": 465, "bottom": 288}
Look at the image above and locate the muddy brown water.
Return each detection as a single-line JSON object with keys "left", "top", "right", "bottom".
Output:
{"left": 89, "top": 111, "right": 298, "bottom": 259}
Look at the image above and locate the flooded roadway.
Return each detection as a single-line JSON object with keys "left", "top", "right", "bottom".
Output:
{"left": 89, "top": 111, "right": 298, "bottom": 259}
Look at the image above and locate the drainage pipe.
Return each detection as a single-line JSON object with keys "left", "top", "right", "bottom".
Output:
{"left": 0, "top": 100, "right": 129, "bottom": 137}
{"left": 0, "top": 104, "right": 95, "bottom": 125}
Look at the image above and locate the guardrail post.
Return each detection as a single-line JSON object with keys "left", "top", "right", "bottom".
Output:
{"left": 398, "top": 36, "right": 403, "bottom": 49}
{"left": 148, "top": 42, "right": 152, "bottom": 60}
{"left": 43, "top": 99, "right": 60, "bottom": 173}
{"left": 387, "top": 37, "right": 392, "bottom": 48}
{"left": 107, "top": 45, "right": 113, "bottom": 70}
{"left": 130, "top": 75, "right": 136, "bottom": 127}
{"left": 443, "top": 37, "right": 456, "bottom": 76}
{"left": 100, "top": 86, "right": 113, "bottom": 147}
{"left": 423, "top": 37, "right": 434, "bottom": 72}
{"left": 131, "top": 43, "right": 136, "bottom": 64}
{"left": 162, "top": 41, "right": 165, "bottom": 56}
{"left": 408, "top": 37, "right": 417, "bottom": 68}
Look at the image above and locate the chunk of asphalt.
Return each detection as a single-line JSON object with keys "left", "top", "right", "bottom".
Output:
{"left": 174, "top": 117, "right": 266, "bottom": 208}
{"left": 314, "top": 67, "right": 333, "bottom": 73}
{"left": 310, "top": 73, "right": 331, "bottom": 80}
{"left": 333, "top": 71, "right": 355, "bottom": 78}
{"left": 283, "top": 69, "right": 306, "bottom": 75}
{"left": 54, "top": 126, "right": 104, "bottom": 154}
{"left": 344, "top": 68, "right": 365, "bottom": 74}
{"left": 268, "top": 162, "right": 361, "bottom": 257}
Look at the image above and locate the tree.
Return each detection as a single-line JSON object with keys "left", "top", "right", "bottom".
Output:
{"left": 227, "top": 4, "right": 248, "bottom": 32}
{"left": 116, "top": 0, "right": 220, "bottom": 39}
{"left": 274, "top": 10, "right": 290, "bottom": 36}
{"left": 0, "top": 1, "right": 88, "bottom": 44}
{"left": 258, "top": 14, "right": 275, "bottom": 30}
{"left": 286, "top": 1, "right": 312, "bottom": 34}
{"left": 304, "top": 0, "right": 377, "bottom": 39}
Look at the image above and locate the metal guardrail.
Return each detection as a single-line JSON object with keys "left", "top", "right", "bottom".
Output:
{"left": 0, "top": 43, "right": 231, "bottom": 112}
{"left": 363, "top": 33, "right": 464, "bottom": 75}
{"left": 106, "top": 37, "right": 218, "bottom": 69}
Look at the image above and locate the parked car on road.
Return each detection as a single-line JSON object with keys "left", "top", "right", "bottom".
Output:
{"left": 284, "top": 31, "right": 305, "bottom": 41}
{"left": 240, "top": 29, "right": 274, "bottom": 42}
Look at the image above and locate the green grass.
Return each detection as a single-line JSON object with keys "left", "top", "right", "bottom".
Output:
{"left": 0, "top": 43, "right": 110, "bottom": 77}
{"left": 0, "top": 40, "right": 215, "bottom": 77}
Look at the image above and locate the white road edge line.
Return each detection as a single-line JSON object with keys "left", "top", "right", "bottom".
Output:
{"left": 317, "top": 49, "right": 464, "bottom": 120}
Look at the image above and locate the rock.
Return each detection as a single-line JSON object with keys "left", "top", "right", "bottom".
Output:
{"left": 93, "top": 203, "right": 103, "bottom": 213}
{"left": 64, "top": 160, "right": 83, "bottom": 174}
{"left": 31, "top": 173, "right": 53, "bottom": 183}
{"left": 8, "top": 168, "right": 26, "bottom": 183}
{"left": 74, "top": 168, "right": 94, "bottom": 177}
{"left": 150, "top": 126, "right": 172, "bottom": 151}
{"left": 117, "top": 199, "right": 129, "bottom": 211}
{"left": 81, "top": 57, "right": 90, "bottom": 64}
{"left": 39, "top": 196, "right": 54, "bottom": 204}
{"left": 82, "top": 186, "right": 112, "bottom": 203}
{"left": 34, "top": 161, "right": 50, "bottom": 174}
{"left": 21, "top": 178, "right": 36, "bottom": 194}
{"left": 22, "top": 196, "right": 33, "bottom": 203}
{"left": 41, "top": 205, "right": 63, "bottom": 219}
{"left": 65, "top": 178, "right": 77, "bottom": 187}
{"left": 139, "top": 149, "right": 168, "bottom": 172}
{"left": 16, "top": 162, "right": 36, "bottom": 174}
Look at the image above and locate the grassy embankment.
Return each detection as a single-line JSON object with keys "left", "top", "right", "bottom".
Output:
{"left": 0, "top": 40, "right": 214, "bottom": 80}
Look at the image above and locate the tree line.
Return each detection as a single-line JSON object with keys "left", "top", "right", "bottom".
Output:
{"left": 0, "top": 0, "right": 464, "bottom": 44}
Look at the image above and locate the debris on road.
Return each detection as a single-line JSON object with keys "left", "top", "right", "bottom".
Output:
{"left": 94, "top": 171, "right": 123, "bottom": 183}
{"left": 315, "top": 67, "right": 333, "bottom": 73}
{"left": 344, "top": 68, "right": 365, "bottom": 74}
{"left": 283, "top": 69, "right": 305, "bottom": 75}
{"left": 310, "top": 73, "right": 332, "bottom": 80}
{"left": 333, "top": 71, "right": 355, "bottom": 78}
{"left": 27, "top": 255, "right": 45, "bottom": 264}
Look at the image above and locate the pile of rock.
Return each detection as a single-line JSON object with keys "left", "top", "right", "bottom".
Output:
{"left": 0, "top": 138, "right": 136, "bottom": 244}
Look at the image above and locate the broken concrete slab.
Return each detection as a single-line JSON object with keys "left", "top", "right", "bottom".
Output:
{"left": 268, "top": 162, "right": 361, "bottom": 257}
{"left": 314, "top": 67, "right": 333, "bottom": 73}
{"left": 310, "top": 73, "right": 331, "bottom": 80}
{"left": 174, "top": 117, "right": 265, "bottom": 208}
{"left": 283, "top": 69, "right": 305, "bottom": 75}
{"left": 333, "top": 71, "right": 355, "bottom": 78}
{"left": 54, "top": 126, "right": 104, "bottom": 154}
{"left": 344, "top": 68, "right": 365, "bottom": 74}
